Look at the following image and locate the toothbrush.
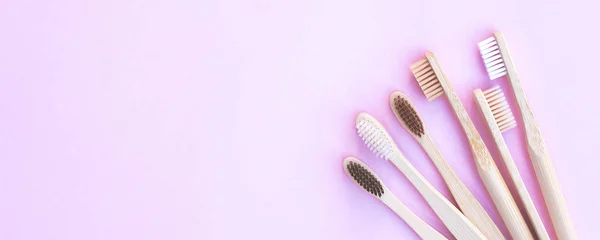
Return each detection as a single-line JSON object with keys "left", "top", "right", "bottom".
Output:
{"left": 478, "top": 32, "right": 577, "bottom": 240}
{"left": 343, "top": 157, "right": 448, "bottom": 239}
{"left": 355, "top": 113, "right": 486, "bottom": 240}
{"left": 390, "top": 92, "right": 506, "bottom": 240}
{"left": 410, "top": 52, "right": 534, "bottom": 240}
{"left": 473, "top": 86, "right": 550, "bottom": 240}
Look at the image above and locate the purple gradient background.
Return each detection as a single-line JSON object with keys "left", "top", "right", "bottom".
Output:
{"left": 0, "top": 0, "right": 597, "bottom": 239}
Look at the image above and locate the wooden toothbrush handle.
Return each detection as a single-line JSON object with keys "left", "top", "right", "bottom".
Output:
{"left": 513, "top": 80, "right": 577, "bottom": 239}
{"left": 428, "top": 51, "right": 529, "bottom": 239}
{"left": 472, "top": 145, "right": 534, "bottom": 240}
{"left": 474, "top": 89, "right": 550, "bottom": 240}
{"left": 496, "top": 31, "right": 578, "bottom": 240}
{"left": 525, "top": 126, "right": 577, "bottom": 240}
{"left": 420, "top": 135, "right": 506, "bottom": 240}
{"left": 389, "top": 154, "right": 487, "bottom": 240}
{"left": 497, "top": 127, "right": 552, "bottom": 240}
{"left": 381, "top": 193, "right": 448, "bottom": 240}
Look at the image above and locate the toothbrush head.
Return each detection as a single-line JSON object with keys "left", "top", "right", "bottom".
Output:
{"left": 343, "top": 157, "right": 385, "bottom": 198}
{"left": 481, "top": 86, "right": 517, "bottom": 132}
{"left": 355, "top": 113, "right": 400, "bottom": 161}
{"left": 478, "top": 33, "right": 508, "bottom": 80}
{"left": 390, "top": 92, "right": 426, "bottom": 138}
{"left": 410, "top": 52, "right": 445, "bottom": 101}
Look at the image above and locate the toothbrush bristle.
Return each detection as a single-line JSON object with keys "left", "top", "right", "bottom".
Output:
{"left": 410, "top": 58, "right": 444, "bottom": 101}
{"left": 356, "top": 114, "right": 397, "bottom": 160}
{"left": 478, "top": 36, "right": 507, "bottom": 80}
{"left": 483, "top": 86, "right": 516, "bottom": 132}
{"left": 344, "top": 158, "right": 384, "bottom": 198}
{"left": 392, "top": 95, "right": 425, "bottom": 137}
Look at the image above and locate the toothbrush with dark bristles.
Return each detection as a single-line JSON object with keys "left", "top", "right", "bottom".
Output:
{"left": 390, "top": 91, "right": 505, "bottom": 240}
{"left": 343, "top": 157, "right": 447, "bottom": 239}
{"left": 355, "top": 112, "right": 486, "bottom": 240}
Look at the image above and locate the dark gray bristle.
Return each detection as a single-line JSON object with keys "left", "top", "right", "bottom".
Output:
{"left": 347, "top": 162, "right": 384, "bottom": 197}
{"left": 394, "top": 96, "right": 424, "bottom": 137}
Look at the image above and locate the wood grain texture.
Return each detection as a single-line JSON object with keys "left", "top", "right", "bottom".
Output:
{"left": 494, "top": 32, "right": 578, "bottom": 240}
{"left": 474, "top": 89, "right": 551, "bottom": 240}
{"left": 381, "top": 193, "right": 448, "bottom": 240}
{"left": 389, "top": 92, "right": 506, "bottom": 240}
{"left": 389, "top": 153, "right": 487, "bottom": 240}
{"left": 425, "top": 52, "right": 534, "bottom": 240}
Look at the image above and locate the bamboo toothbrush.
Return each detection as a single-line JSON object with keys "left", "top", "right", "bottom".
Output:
{"left": 343, "top": 157, "right": 448, "bottom": 239}
{"left": 390, "top": 92, "right": 505, "bottom": 240}
{"left": 355, "top": 113, "right": 486, "bottom": 240}
{"left": 410, "top": 52, "right": 534, "bottom": 240}
{"left": 474, "top": 86, "right": 551, "bottom": 240}
{"left": 478, "top": 32, "right": 577, "bottom": 240}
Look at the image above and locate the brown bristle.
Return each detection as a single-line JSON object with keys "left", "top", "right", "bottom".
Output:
{"left": 393, "top": 96, "right": 424, "bottom": 137}
{"left": 410, "top": 56, "right": 444, "bottom": 101}
{"left": 346, "top": 161, "right": 384, "bottom": 197}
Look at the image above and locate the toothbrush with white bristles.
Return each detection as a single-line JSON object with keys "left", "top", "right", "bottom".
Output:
{"left": 474, "top": 86, "right": 550, "bottom": 240}
{"left": 410, "top": 52, "right": 533, "bottom": 240}
{"left": 355, "top": 112, "right": 487, "bottom": 240}
{"left": 478, "top": 32, "right": 577, "bottom": 240}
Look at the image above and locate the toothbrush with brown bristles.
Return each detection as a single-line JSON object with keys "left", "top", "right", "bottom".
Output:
{"left": 356, "top": 113, "right": 487, "bottom": 240}
{"left": 478, "top": 32, "right": 577, "bottom": 240}
{"left": 343, "top": 157, "right": 448, "bottom": 240}
{"left": 389, "top": 91, "right": 505, "bottom": 240}
{"left": 410, "top": 52, "right": 534, "bottom": 240}
{"left": 474, "top": 86, "right": 550, "bottom": 240}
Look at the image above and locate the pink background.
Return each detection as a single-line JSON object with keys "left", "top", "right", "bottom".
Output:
{"left": 0, "top": 0, "right": 597, "bottom": 239}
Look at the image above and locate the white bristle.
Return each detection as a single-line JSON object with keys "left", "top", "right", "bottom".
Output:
{"left": 483, "top": 86, "right": 516, "bottom": 132}
{"left": 410, "top": 58, "right": 444, "bottom": 101}
{"left": 355, "top": 114, "right": 398, "bottom": 160}
{"left": 477, "top": 36, "right": 495, "bottom": 46}
{"left": 478, "top": 36, "right": 507, "bottom": 80}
